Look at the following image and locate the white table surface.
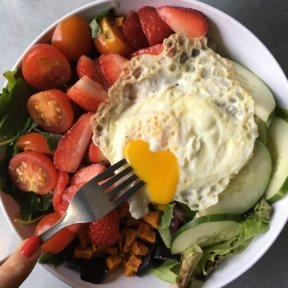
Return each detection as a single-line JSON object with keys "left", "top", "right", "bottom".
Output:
{"left": 1, "top": 1, "right": 288, "bottom": 288}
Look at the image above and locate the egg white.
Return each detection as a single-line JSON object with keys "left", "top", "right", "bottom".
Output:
{"left": 93, "top": 34, "right": 258, "bottom": 218}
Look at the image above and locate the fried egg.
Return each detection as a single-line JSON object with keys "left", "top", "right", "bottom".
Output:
{"left": 92, "top": 33, "right": 258, "bottom": 218}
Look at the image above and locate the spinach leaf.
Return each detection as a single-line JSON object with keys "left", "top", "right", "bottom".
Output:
{"left": 39, "top": 131, "right": 62, "bottom": 151}
{"left": 39, "top": 253, "right": 63, "bottom": 267}
{"left": 0, "top": 70, "right": 34, "bottom": 145}
{"left": 150, "top": 259, "right": 180, "bottom": 284}
{"left": 89, "top": 7, "right": 113, "bottom": 38}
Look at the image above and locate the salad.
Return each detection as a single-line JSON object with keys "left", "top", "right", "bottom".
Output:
{"left": 1, "top": 4, "right": 288, "bottom": 288}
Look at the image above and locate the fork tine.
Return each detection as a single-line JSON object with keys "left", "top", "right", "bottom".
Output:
{"left": 112, "top": 180, "right": 145, "bottom": 207}
{"left": 105, "top": 173, "right": 139, "bottom": 199}
{"left": 92, "top": 158, "right": 127, "bottom": 183}
{"left": 100, "top": 166, "right": 133, "bottom": 190}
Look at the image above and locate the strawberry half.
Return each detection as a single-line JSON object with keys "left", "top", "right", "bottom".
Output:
{"left": 157, "top": 6, "right": 208, "bottom": 38}
{"left": 131, "top": 44, "right": 164, "bottom": 57}
{"left": 138, "top": 6, "right": 173, "bottom": 46}
{"left": 99, "top": 54, "right": 128, "bottom": 87}
{"left": 76, "top": 55, "right": 102, "bottom": 83}
{"left": 88, "top": 141, "right": 109, "bottom": 164}
{"left": 53, "top": 170, "right": 69, "bottom": 212}
{"left": 54, "top": 113, "right": 93, "bottom": 173}
{"left": 88, "top": 209, "right": 120, "bottom": 247}
{"left": 67, "top": 76, "right": 107, "bottom": 112}
{"left": 70, "top": 163, "right": 106, "bottom": 186}
{"left": 122, "top": 11, "right": 149, "bottom": 50}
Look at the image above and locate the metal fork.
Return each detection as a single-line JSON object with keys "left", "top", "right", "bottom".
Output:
{"left": 40, "top": 158, "right": 145, "bottom": 243}
{"left": 0, "top": 159, "right": 144, "bottom": 265}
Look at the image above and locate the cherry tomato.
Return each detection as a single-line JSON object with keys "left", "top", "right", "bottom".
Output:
{"left": 16, "top": 132, "right": 52, "bottom": 155}
{"left": 94, "top": 16, "right": 133, "bottom": 56}
{"left": 52, "top": 16, "right": 92, "bottom": 61}
{"left": 8, "top": 151, "right": 57, "bottom": 194}
{"left": 35, "top": 212, "right": 76, "bottom": 254}
{"left": 22, "top": 44, "right": 71, "bottom": 90}
{"left": 27, "top": 89, "right": 74, "bottom": 133}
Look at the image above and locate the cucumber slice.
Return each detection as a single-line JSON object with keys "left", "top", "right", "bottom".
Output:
{"left": 232, "top": 61, "right": 276, "bottom": 125}
{"left": 265, "top": 116, "right": 288, "bottom": 202}
{"left": 171, "top": 214, "right": 242, "bottom": 254}
{"left": 199, "top": 140, "right": 272, "bottom": 216}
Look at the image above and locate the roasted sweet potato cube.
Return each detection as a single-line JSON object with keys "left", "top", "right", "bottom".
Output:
{"left": 142, "top": 211, "right": 160, "bottom": 229}
{"left": 92, "top": 244, "right": 105, "bottom": 257}
{"left": 106, "top": 255, "right": 123, "bottom": 272}
{"left": 131, "top": 241, "right": 149, "bottom": 256}
{"left": 124, "top": 217, "right": 140, "bottom": 228}
{"left": 123, "top": 228, "right": 137, "bottom": 253}
{"left": 118, "top": 202, "right": 131, "bottom": 218}
{"left": 122, "top": 255, "right": 142, "bottom": 276}
{"left": 103, "top": 247, "right": 118, "bottom": 256}
{"left": 78, "top": 231, "right": 90, "bottom": 248}
{"left": 74, "top": 246, "right": 93, "bottom": 259}
{"left": 137, "top": 222, "right": 156, "bottom": 243}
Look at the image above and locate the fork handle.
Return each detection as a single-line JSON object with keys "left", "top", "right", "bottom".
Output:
{"left": 39, "top": 212, "right": 76, "bottom": 242}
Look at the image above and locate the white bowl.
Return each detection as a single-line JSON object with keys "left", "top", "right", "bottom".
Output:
{"left": 1, "top": 0, "right": 288, "bottom": 287}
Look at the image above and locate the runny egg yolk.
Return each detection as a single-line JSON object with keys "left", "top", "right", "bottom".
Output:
{"left": 123, "top": 140, "right": 179, "bottom": 205}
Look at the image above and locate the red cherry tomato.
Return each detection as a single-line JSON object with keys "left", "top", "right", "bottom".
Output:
{"left": 27, "top": 89, "right": 74, "bottom": 133}
{"left": 8, "top": 151, "right": 57, "bottom": 194}
{"left": 16, "top": 132, "right": 53, "bottom": 155}
{"left": 51, "top": 16, "right": 92, "bottom": 61}
{"left": 34, "top": 212, "right": 76, "bottom": 254}
{"left": 22, "top": 44, "right": 71, "bottom": 90}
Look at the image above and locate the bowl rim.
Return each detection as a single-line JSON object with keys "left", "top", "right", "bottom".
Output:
{"left": 1, "top": 0, "right": 288, "bottom": 287}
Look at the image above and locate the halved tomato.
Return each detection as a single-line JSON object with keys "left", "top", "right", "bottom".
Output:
{"left": 16, "top": 132, "right": 52, "bottom": 155}
{"left": 27, "top": 89, "right": 74, "bottom": 133}
{"left": 8, "top": 151, "right": 57, "bottom": 194}
{"left": 34, "top": 212, "right": 76, "bottom": 254}
{"left": 22, "top": 44, "right": 71, "bottom": 90}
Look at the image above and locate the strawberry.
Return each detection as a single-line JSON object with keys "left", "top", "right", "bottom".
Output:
{"left": 157, "top": 6, "right": 208, "bottom": 38}
{"left": 76, "top": 55, "right": 102, "bottom": 83}
{"left": 53, "top": 170, "right": 69, "bottom": 212}
{"left": 131, "top": 44, "right": 164, "bottom": 57}
{"left": 88, "top": 141, "right": 109, "bottom": 164}
{"left": 67, "top": 75, "right": 107, "bottom": 112}
{"left": 138, "top": 6, "right": 173, "bottom": 46}
{"left": 54, "top": 113, "right": 93, "bottom": 173}
{"left": 70, "top": 163, "right": 106, "bottom": 186}
{"left": 122, "top": 11, "right": 149, "bottom": 50}
{"left": 94, "top": 59, "right": 110, "bottom": 90}
{"left": 99, "top": 54, "right": 128, "bottom": 87}
{"left": 88, "top": 209, "right": 120, "bottom": 247}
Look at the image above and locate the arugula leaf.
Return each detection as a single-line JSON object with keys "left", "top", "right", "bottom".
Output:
{"left": 89, "top": 7, "right": 113, "bottom": 38}
{"left": 158, "top": 203, "right": 175, "bottom": 248}
{"left": 0, "top": 70, "right": 34, "bottom": 145}
{"left": 150, "top": 259, "right": 180, "bottom": 284}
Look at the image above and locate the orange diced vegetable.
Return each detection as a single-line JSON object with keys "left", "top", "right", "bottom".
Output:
{"left": 78, "top": 231, "right": 90, "bottom": 248}
{"left": 122, "top": 255, "right": 142, "bottom": 276}
{"left": 124, "top": 217, "right": 140, "bottom": 228}
{"left": 137, "top": 222, "right": 156, "bottom": 243}
{"left": 103, "top": 247, "right": 118, "bottom": 256}
{"left": 106, "top": 255, "right": 123, "bottom": 272}
{"left": 74, "top": 246, "right": 93, "bottom": 259}
{"left": 123, "top": 228, "right": 137, "bottom": 253}
{"left": 92, "top": 244, "right": 105, "bottom": 256}
{"left": 142, "top": 211, "right": 160, "bottom": 228}
{"left": 131, "top": 241, "right": 149, "bottom": 256}
{"left": 118, "top": 202, "right": 131, "bottom": 218}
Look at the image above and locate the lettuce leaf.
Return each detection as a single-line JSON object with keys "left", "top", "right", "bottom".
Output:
{"left": 158, "top": 203, "right": 175, "bottom": 248}
{"left": 89, "top": 7, "right": 113, "bottom": 38}
{"left": 150, "top": 259, "right": 180, "bottom": 283}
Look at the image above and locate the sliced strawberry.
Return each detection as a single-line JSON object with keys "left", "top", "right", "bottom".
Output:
{"left": 138, "top": 6, "right": 173, "bottom": 46}
{"left": 53, "top": 170, "right": 69, "bottom": 212}
{"left": 54, "top": 113, "right": 93, "bottom": 173}
{"left": 67, "top": 76, "right": 107, "bottom": 112}
{"left": 94, "top": 59, "right": 110, "bottom": 90}
{"left": 157, "top": 6, "right": 208, "bottom": 38}
{"left": 70, "top": 163, "right": 106, "bottom": 186}
{"left": 99, "top": 54, "right": 128, "bottom": 87}
{"left": 131, "top": 44, "right": 164, "bottom": 57}
{"left": 122, "top": 11, "right": 149, "bottom": 50}
{"left": 76, "top": 55, "right": 102, "bottom": 83}
{"left": 88, "top": 209, "right": 120, "bottom": 247}
{"left": 88, "top": 141, "right": 109, "bottom": 164}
